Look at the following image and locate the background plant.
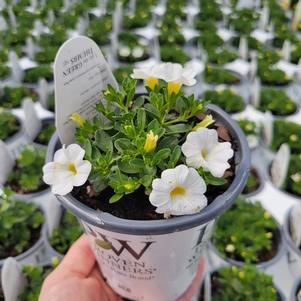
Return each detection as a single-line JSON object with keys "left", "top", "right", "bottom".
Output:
{"left": 285, "top": 154, "right": 301, "bottom": 196}
{"left": 0, "top": 189, "right": 44, "bottom": 259}
{"left": 0, "top": 111, "right": 20, "bottom": 140}
{"left": 213, "top": 197, "right": 278, "bottom": 263}
{"left": 35, "top": 123, "right": 56, "bottom": 145}
{"left": 212, "top": 265, "right": 278, "bottom": 301}
{"left": 204, "top": 65, "right": 241, "bottom": 85}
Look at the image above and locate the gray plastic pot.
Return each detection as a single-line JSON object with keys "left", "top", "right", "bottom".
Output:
{"left": 283, "top": 208, "right": 301, "bottom": 278}
{"left": 46, "top": 104, "right": 250, "bottom": 301}
{"left": 290, "top": 275, "right": 301, "bottom": 301}
{"left": 0, "top": 200, "right": 47, "bottom": 268}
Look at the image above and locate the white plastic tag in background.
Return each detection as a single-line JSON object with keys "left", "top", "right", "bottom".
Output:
{"left": 38, "top": 78, "right": 50, "bottom": 109}
{"left": 290, "top": 203, "right": 301, "bottom": 247}
{"left": 24, "top": 37, "right": 36, "bottom": 61}
{"left": 8, "top": 6, "right": 17, "bottom": 29}
{"left": 0, "top": 0, "right": 6, "bottom": 9}
{"left": 1, "top": 257, "right": 27, "bottom": 301}
{"left": 238, "top": 36, "right": 248, "bottom": 61}
{"left": 236, "top": 0, "right": 253, "bottom": 8}
{"left": 282, "top": 40, "right": 291, "bottom": 62}
{"left": 262, "top": 111, "right": 273, "bottom": 146}
{"left": 251, "top": 29, "right": 274, "bottom": 43}
{"left": 259, "top": 5, "right": 269, "bottom": 30}
{"left": 249, "top": 51, "right": 258, "bottom": 80}
{"left": 251, "top": 77, "right": 261, "bottom": 107}
{"left": 0, "top": 140, "right": 14, "bottom": 185}
{"left": 224, "top": 59, "right": 249, "bottom": 77}
{"left": 275, "top": 60, "right": 297, "bottom": 79}
{"left": 271, "top": 143, "right": 290, "bottom": 188}
{"left": 22, "top": 98, "right": 42, "bottom": 140}
{"left": 45, "top": 196, "right": 63, "bottom": 237}
{"left": 9, "top": 51, "right": 23, "bottom": 82}
{"left": 54, "top": 36, "right": 118, "bottom": 144}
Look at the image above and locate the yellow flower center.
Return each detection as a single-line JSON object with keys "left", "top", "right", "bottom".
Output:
{"left": 170, "top": 186, "right": 186, "bottom": 199}
{"left": 201, "top": 148, "right": 208, "bottom": 158}
{"left": 68, "top": 163, "right": 77, "bottom": 175}
{"left": 145, "top": 77, "right": 158, "bottom": 90}
{"left": 167, "top": 81, "right": 182, "bottom": 96}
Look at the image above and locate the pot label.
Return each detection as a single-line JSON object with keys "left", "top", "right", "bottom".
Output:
{"left": 80, "top": 219, "right": 214, "bottom": 301}
{"left": 54, "top": 36, "right": 118, "bottom": 144}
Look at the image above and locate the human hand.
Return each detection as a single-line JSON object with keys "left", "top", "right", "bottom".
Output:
{"left": 39, "top": 235, "right": 204, "bottom": 301}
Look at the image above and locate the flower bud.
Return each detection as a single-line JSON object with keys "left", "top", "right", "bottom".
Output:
{"left": 144, "top": 130, "right": 158, "bottom": 153}
{"left": 70, "top": 113, "right": 85, "bottom": 127}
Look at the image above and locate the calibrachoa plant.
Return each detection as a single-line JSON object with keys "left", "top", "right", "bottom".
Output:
{"left": 0, "top": 110, "right": 20, "bottom": 141}
{"left": 43, "top": 62, "right": 235, "bottom": 217}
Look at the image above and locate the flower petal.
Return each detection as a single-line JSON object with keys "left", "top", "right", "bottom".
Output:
{"left": 173, "top": 164, "right": 189, "bottom": 185}
{"left": 72, "top": 161, "right": 92, "bottom": 186}
{"left": 184, "top": 168, "right": 207, "bottom": 194}
{"left": 65, "top": 144, "right": 85, "bottom": 164}
{"left": 52, "top": 181, "right": 74, "bottom": 195}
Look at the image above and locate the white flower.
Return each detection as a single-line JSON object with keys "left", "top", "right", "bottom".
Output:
{"left": 131, "top": 64, "right": 162, "bottom": 90}
{"left": 149, "top": 164, "right": 207, "bottom": 216}
{"left": 132, "top": 47, "right": 144, "bottom": 58}
{"left": 158, "top": 62, "right": 198, "bottom": 95}
{"left": 181, "top": 128, "right": 234, "bottom": 178}
{"left": 119, "top": 46, "right": 131, "bottom": 57}
{"left": 43, "top": 144, "right": 91, "bottom": 195}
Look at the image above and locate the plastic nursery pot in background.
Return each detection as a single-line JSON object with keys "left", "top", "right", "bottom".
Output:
{"left": 242, "top": 166, "right": 265, "bottom": 197}
{"left": 283, "top": 208, "right": 301, "bottom": 278}
{"left": 290, "top": 275, "right": 301, "bottom": 301}
{"left": 46, "top": 104, "right": 250, "bottom": 301}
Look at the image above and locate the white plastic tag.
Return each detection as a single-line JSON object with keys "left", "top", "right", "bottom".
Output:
{"left": 22, "top": 98, "right": 42, "bottom": 140}
{"left": 0, "top": 15, "right": 7, "bottom": 31}
{"left": 251, "top": 77, "right": 261, "bottom": 107}
{"left": 0, "top": 140, "right": 14, "bottom": 185}
{"left": 54, "top": 36, "right": 118, "bottom": 144}
{"left": 45, "top": 196, "right": 63, "bottom": 237}
{"left": 290, "top": 203, "right": 301, "bottom": 247}
{"left": 238, "top": 36, "right": 248, "bottom": 60}
{"left": 1, "top": 257, "right": 27, "bottom": 301}
{"left": 262, "top": 111, "right": 273, "bottom": 146}
{"left": 271, "top": 143, "right": 290, "bottom": 188}
{"left": 38, "top": 78, "right": 49, "bottom": 109}
{"left": 8, "top": 51, "right": 23, "bottom": 82}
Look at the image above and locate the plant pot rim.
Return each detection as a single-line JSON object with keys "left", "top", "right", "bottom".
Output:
{"left": 209, "top": 219, "right": 285, "bottom": 269}
{"left": 290, "top": 274, "right": 301, "bottom": 301}
{"left": 283, "top": 208, "right": 301, "bottom": 257}
{"left": 2, "top": 112, "right": 25, "bottom": 145}
{"left": 46, "top": 104, "right": 250, "bottom": 235}
{"left": 242, "top": 166, "right": 265, "bottom": 197}
{"left": 0, "top": 199, "right": 47, "bottom": 267}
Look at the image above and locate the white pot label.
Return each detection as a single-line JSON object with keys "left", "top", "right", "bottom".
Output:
{"left": 262, "top": 111, "right": 273, "bottom": 146}
{"left": 251, "top": 77, "right": 261, "bottom": 107}
{"left": 8, "top": 51, "right": 23, "bottom": 82}
{"left": 238, "top": 36, "right": 248, "bottom": 61}
{"left": 251, "top": 29, "right": 273, "bottom": 43}
{"left": 224, "top": 59, "right": 249, "bottom": 77}
{"left": 1, "top": 257, "right": 27, "bottom": 301}
{"left": 290, "top": 203, "right": 301, "bottom": 248}
{"left": 80, "top": 219, "right": 214, "bottom": 301}
{"left": 54, "top": 36, "right": 118, "bottom": 144}
{"left": 271, "top": 143, "right": 290, "bottom": 188}
{"left": 0, "top": 140, "right": 14, "bottom": 185}
{"left": 22, "top": 98, "right": 42, "bottom": 140}
{"left": 38, "top": 78, "right": 49, "bottom": 109}
{"left": 45, "top": 196, "right": 63, "bottom": 236}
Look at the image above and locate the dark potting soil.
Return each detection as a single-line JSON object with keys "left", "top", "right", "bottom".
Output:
{"left": 72, "top": 115, "right": 238, "bottom": 220}
{"left": 0, "top": 225, "right": 41, "bottom": 259}
{"left": 242, "top": 167, "right": 261, "bottom": 195}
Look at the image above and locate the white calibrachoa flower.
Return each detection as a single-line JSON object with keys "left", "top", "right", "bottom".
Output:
{"left": 149, "top": 165, "right": 207, "bottom": 216}
{"left": 131, "top": 64, "right": 162, "bottom": 90}
{"left": 181, "top": 128, "right": 234, "bottom": 178}
{"left": 43, "top": 144, "right": 91, "bottom": 195}
{"left": 158, "top": 62, "right": 198, "bottom": 96}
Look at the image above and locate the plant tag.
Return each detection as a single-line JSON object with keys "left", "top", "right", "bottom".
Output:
{"left": 24, "top": 37, "right": 36, "bottom": 61}
{"left": 224, "top": 59, "right": 249, "bottom": 77}
{"left": 38, "top": 78, "right": 49, "bottom": 108}
{"left": 0, "top": 15, "right": 7, "bottom": 31}
{"left": 290, "top": 203, "right": 301, "bottom": 248}
{"left": 1, "top": 257, "right": 27, "bottom": 301}
{"left": 236, "top": 0, "right": 253, "bottom": 8}
{"left": 251, "top": 29, "right": 273, "bottom": 43}
{"left": 271, "top": 143, "right": 290, "bottom": 188}
{"left": 251, "top": 77, "right": 261, "bottom": 107}
{"left": 7, "top": 7, "right": 16, "bottom": 29}
{"left": 217, "top": 28, "right": 234, "bottom": 42}
{"left": 274, "top": 60, "right": 297, "bottom": 79}
{"left": 45, "top": 196, "right": 63, "bottom": 237}
{"left": 249, "top": 51, "right": 258, "bottom": 79}
{"left": 8, "top": 51, "right": 23, "bottom": 82}
{"left": 22, "top": 98, "right": 42, "bottom": 140}
{"left": 54, "top": 36, "right": 118, "bottom": 144}
{"left": 47, "top": 10, "right": 55, "bottom": 26}
{"left": 282, "top": 40, "right": 291, "bottom": 62}
{"left": 0, "top": 140, "right": 14, "bottom": 185}
{"left": 262, "top": 111, "right": 273, "bottom": 146}
{"left": 238, "top": 36, "right": 248, "bottom": 60}
{"left": 259, "top": 5, "right": 269, "bottom": 30}
{"left": 0, "top": 0, "right": 6, "bottom": 9}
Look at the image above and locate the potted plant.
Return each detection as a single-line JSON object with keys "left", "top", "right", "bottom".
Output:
{"left": 44, "top": 62, "right": 249, "bottom": 301}
{"left": 0, "top": 189, "right": 45, "bottom": 266}
{"left": 86, "top": 16, "right": 112, "bottom": 46}
{"left": 0, "top": 85, "right": 38, "bottom": 109}
{"left": 23, "top": 65, "right": 53, "bottom": 84}
{"left": 204, "top": 65, "right": 242, "bottom": 85}
{"left": 211, "top": 197, "right": 282, "bottom": 267}
{"left": 203, "top": 88, "right": 245, "bottom": 114}
{"left": 117, "top": 32, "right": 150, "bottom": 63}
{"left": 45, "top": 209, "right": 83, "bottom": 257}
{"left": 160, "top": 45, "right": 190, "bottom": 64}
{"left": 113, "top": 65, "right": 134, "bottom": 84}
{"left": 291, "top": 42, "right": 301, "bottom": 64}
{"left": 237, "top": 118, "right": 260, "bottom": 149}
{"left": 197, "top": 31, "right": 224, "bottom": 51}
{"left": 206, "top": 48, "right": 238, "bottom": 66}
{"left": 232, "top": 35, "right": 263, "bottom": 51}
{"left": 257, "top": 87, "right": 297, "bottom": 116}
{"left": 123, "top": 10, "right": 152, "bottom": 30}
{"left": 229, "top": 8, "right": 259, "bottom": 35}
{"left": 242, "top": 167, "right": 263, "bottom": 195}
{"left": 5, "top": 145, "right": 47, "bottom": 195}
{"left": 159, "top": 29, "right": 186, "bottom": 46}
{"left": 0, "top": 65, "right": 11, "bottom": 80}
{"left": 270, "top": 120, "right": 301, "bottom": 154}
{"left": 34, "top": 119, "right": 56, "bottom": 146}
{"left": 36, "top": 47, "right": 58, "bottom": 64}
{"left": 198, "top": 0, "right": 223, "bottom": 21}
{"left": 0, "top": 111, "right": 20, "bottom": 142}
{"left": 199, "top": 265, "right": 284, "bottom": 301}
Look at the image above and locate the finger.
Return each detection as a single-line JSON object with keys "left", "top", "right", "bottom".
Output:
{"left": 175, "top": 258, "right": 205, "bottom": 301}
{"left": 55, "top": 234, "right": 96, "bottom": 278}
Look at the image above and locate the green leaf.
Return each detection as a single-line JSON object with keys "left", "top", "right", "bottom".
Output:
{"left": 95, "top": 130, "right": 113, "bottom": 152}
{"left": 157, "top": 136, "right": 179, "bottom": 150}
{"left": 147, "top": 119, "right": 165, "bottom": 138}
{"left": 153, "top": 148, "right": 171, "bottom": 165}
{"left": 165, "top": 123, "right": 192, "bottom": 134}
{"left": 118, "top": 159, "right": 141, "bottom": 174}
{"left": 136, "top": 109, "right": 146, "bottom": 131}
{"left": 168, "top": 146, "right": 182, "bottom": 168}
{"left": 144, "top": 103, "right": 161, "bottom": 119}
{"left": 204, "top": 172, "right": 227, "bottom": 186}
{"left": 114, "top": 138, "right": 132, "bottom": 153}
{"left": 130, "top": 158, "right": 145, "bottom": 170}
{"left": 84, "top": 139, "right": 92, "bottom": 159}
{"left": 109, "top": 194, "right": 123, "bottom": 204}
{"left": 140, "top": 175, "right": 153, "bottom": 187}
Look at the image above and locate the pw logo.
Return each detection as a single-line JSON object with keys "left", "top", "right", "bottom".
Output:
{"left": 84, "top": 224, "right": 154, "bottom": 260}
